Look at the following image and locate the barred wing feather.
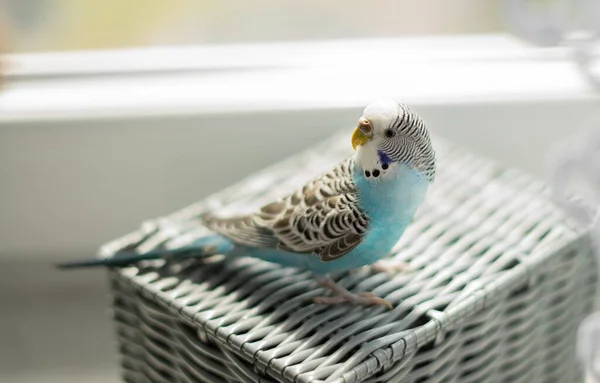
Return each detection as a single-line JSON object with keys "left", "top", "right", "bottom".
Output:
{"left": 202, "top": 157, "right": 370, "bottom": 262}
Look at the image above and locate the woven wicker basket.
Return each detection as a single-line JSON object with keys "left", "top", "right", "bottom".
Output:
{"left": 103, "top": 132, "right": 598, "bottom": 383}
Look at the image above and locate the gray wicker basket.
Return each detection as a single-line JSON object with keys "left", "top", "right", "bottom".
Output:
{"left": 102, "top": 132, "right": 598, "bottom": 383}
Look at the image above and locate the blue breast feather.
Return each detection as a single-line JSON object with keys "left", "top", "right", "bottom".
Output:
{"left": 233, "top": 163, "right": 429, "bottom": 275}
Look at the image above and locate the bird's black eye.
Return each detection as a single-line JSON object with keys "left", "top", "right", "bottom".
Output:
{"left": 384, "top": 129, "right": 395, "bottom": 138}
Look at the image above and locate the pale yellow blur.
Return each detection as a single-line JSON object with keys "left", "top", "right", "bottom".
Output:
{"left": 1, "top": 0, "right": 503, "bottom": 52}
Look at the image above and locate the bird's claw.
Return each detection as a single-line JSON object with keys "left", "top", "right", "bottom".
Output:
{"left": 313, "top": 277, "right": 393, "bottom": 309}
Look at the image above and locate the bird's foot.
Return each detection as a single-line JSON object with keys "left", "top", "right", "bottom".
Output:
{"left": 313, "top": 277, "right": 393, "bottom": 309}
{"left": 370, "top": 258, "right": 411, "bottom": 275}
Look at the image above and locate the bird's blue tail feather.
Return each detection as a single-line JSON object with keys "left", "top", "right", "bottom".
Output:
{"left": 56, "top": 235, "right": 234, "bottom": 269}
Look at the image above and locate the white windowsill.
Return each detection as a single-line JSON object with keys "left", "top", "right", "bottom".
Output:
{"left": 1, "top": 34, "right": 597, "bottom": 123}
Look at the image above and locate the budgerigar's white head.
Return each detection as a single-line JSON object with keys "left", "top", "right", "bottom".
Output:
{"left": 352, "top": 99, "right": 436, "bottom": 182}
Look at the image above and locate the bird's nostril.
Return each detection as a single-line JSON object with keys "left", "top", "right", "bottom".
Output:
{"left": 358, "top": 119, "right": 372, "bottom": 135}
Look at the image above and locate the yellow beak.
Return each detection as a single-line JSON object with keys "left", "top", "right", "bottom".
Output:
{"left": 352, "top": 127, "right": 372, "bottom": 150}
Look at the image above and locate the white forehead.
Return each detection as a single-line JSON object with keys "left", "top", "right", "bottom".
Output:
{"left": 362, "top": 99, "right": 401, "bottom": 128}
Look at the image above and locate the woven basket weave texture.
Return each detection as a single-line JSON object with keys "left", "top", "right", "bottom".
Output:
{"left": 104, "top": 132, "right": 598, "bottom": 383}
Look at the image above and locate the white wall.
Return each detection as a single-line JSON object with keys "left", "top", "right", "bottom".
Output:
{"left": 2, "top": 100, "right": 599, "bottom": 261}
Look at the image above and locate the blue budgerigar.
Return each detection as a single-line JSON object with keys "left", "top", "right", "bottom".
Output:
{"left": 58, "top": 100, "right": 436, "bottom": 308}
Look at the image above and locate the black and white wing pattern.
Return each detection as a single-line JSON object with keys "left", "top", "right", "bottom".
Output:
{"left": 202, "top": 156, "right": 370, "bottom": 262}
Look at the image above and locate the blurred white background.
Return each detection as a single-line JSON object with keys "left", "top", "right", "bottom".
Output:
{"left": 1, "top": 1, "right": 599, "bottom": 382}
{"left": 2, "top": 0, "right": 502, "bottom": 52}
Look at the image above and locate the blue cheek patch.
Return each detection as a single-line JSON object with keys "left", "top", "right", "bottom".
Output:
{"left": 377, "top": 150, "right": 392, "bottom": 165}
